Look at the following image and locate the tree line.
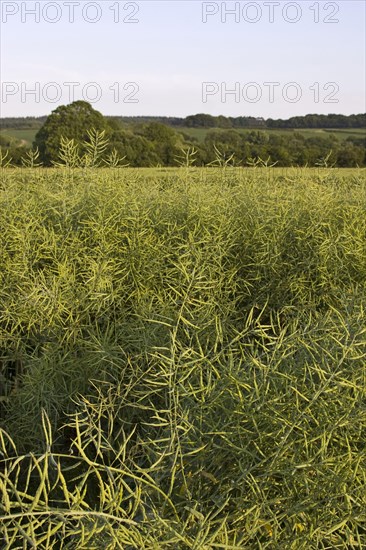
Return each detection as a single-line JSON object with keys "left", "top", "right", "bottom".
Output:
{"left": 1, "top": 102, "right": 365, "bottom": 168}
{"left": 1, "top": 112, "right": 365, "bottom": 130}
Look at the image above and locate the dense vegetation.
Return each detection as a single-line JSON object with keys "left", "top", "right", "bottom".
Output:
{"left": 1, "top": 165, "right": 365, "bottom": 548}
{"left": 2, "top": 112, "right": 365, "bottom": 130}
{"left": 176, "top": 113, "right": 366, "bottom": 129}
{"left": 1, "top": 105, "right": 365, "bottom": 167}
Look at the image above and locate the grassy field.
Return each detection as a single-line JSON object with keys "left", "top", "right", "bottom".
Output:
{"left": 179, "top": 127, "right": 366, "bottom": 143}
{"left": 1, "top": 166, "right": 366, "bottom": 548}
{"left": 0, "top": 128, "right": 39, "bottom": 146}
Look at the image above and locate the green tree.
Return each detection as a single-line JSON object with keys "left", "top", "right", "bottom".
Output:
{"left": 34, "top": 101, "right": 109, "bottom": 165}
{"left": 204, "top": 129, "right": 247, "bottom": 164}
{"left": 336, "top": 144, "right": 365, "bottom": 167}
{"left": 108, "top": 129, "right": 160, "bottom": 167}
{"left": 185, "top": 114, "right": 217, "bottom": 128}
{"left": 136, "top": 122, "right": 184, "bottom": 165}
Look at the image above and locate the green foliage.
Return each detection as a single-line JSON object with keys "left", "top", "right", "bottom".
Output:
{"left": 107, "top": 128, "right": 160, "bottom": 167}
{"left": 34, "top": 101, "right": 109, "bottom": 165}
{"left": 1, "top": 167, "right": 366, "bottom": 548}
{"left": 2, "top": 112, "right": 365, "bottom": 132}
{"left": 136, "top": 122, "right": 185, "bottom": 165}
{"left": 2, "top": 103, "right": 362, "bottom": 168}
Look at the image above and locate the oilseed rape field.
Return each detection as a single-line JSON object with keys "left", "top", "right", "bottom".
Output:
{"left": 1, "top": 166, "right": 365, "bottom": 548}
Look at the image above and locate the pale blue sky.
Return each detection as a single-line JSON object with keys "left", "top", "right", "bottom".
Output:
{"left": 1, "top": 0, "right": 365, "bottom": 117}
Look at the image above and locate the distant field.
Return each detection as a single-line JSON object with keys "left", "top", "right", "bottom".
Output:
{"left": 178, "top": 126, "right": 366, "bottom": 143}
{"left": 0, "top": 128, "right": 39, "bottom": 146}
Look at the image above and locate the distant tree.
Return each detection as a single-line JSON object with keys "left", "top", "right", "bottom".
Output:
{"left": 108, "top": 129, "right": 160, "bottom": 167}
{"left": 185, "top": 114, "right": 217, "bottom": 128}
{"left": 34, "top": 101, "right": 109, "bottom": 165}
{"left": 247, "top": 130, "right": 270, "bottom": 145}
{"left": 216, "top": 115, "right": 233, "bottom": 128}
{"left": 346, "top": 135, "right": 366, "bottom": 148}
{"left": 336, "top": 144, "right": 365, "bottom": 167}
{"left": 204, "top": 129, "right": 247, "bottom": 162}
{"left": 0, "top": 134, "right": 13, "bottom": 148}
{"left": 0, "top": 134, "right": 29, "bottom": 166}
{"left": 135, "top": 122, "right": 184, "bottom": 165}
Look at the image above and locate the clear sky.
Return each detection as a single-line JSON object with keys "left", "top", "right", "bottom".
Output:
{"left": 1, "top": 0, "right": 365, "bottom": 118}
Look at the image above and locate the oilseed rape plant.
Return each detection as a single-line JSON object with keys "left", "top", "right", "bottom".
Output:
{"left": 1, "top": 163, "right": 366, "bottom": 548}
